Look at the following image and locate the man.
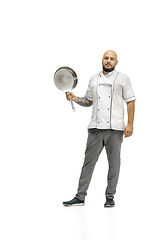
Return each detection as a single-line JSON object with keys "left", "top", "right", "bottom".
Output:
{"left": 63, "top": 50, "right": 136, "bottom": 207}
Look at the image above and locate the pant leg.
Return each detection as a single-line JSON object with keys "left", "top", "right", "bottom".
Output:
{"left": 104, "top": 130, "right": 123, "bottom": 199}
{"left": 76, "top": 129, "right": 104, "bottom": 201}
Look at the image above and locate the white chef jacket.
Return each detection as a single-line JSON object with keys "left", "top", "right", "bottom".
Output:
{"left": 85, "top": 69, "right": 136, "bottom": 130}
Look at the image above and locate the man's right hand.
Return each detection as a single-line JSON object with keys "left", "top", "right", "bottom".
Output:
{"left": 66, "top": 92, "right": 76, "bottom": 102}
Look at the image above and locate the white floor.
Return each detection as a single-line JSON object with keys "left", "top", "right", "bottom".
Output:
{"left": 58, "top": 198, "right": 159, "bottom": 240}
{"left": 1, "top": 194, "right": 159, "bottom": 240}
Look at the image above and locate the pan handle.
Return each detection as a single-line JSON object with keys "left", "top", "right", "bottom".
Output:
{"left": 70, "top": 99, "right": 76, "bottom": 112}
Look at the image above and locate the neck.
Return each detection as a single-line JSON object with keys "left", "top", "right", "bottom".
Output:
{"left": 103, "top": 71, "right": 108, "bottom": 75}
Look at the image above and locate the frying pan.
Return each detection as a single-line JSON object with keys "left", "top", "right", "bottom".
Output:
{"left": 54, "top": 66, "right": 78, "bottom": 112}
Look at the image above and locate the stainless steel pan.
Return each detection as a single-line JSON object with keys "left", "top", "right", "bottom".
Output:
{"left": 54, "top": 66, "right": 78, "bottom": 92}
{"left": 54, "top": 66, "right": 78, "bottom": 112}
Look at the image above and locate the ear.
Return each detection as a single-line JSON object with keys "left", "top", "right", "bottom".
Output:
{"left": 116, "top": 60, "right": 118, "bottom": 65}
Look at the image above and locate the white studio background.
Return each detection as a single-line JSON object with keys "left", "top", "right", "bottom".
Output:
{"left": 0, "top": 0, "right": 160, "bottom": 240}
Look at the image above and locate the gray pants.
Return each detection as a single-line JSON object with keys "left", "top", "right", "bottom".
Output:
{"left": 76, "top": 129, "right": 123, "bottom": 200}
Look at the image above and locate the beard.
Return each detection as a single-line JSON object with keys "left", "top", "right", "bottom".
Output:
{"left": 103, "top": 65, "right": 115, "bottom": 73}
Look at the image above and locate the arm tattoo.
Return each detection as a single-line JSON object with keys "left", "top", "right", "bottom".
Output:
{"left": 75, "top": 97, "right": 93, "bottom": 107}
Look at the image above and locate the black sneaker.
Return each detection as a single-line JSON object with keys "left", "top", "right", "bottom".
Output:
{"left": 63, "top": 197, "right": 85, "bottom": 207}
{"left": 104, "top": 198, "right": 115, "bottom": 207}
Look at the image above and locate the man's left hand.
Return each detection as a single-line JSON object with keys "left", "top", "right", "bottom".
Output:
{"left": 124, "top": 124, "right": 133, "bottom": 138}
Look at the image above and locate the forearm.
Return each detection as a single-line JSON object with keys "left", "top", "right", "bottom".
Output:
{"left": 75, "top": 97, "right": 93, "bottom": 107}
{"left": 127, "top": 100, "right": 135, "bottom": 125}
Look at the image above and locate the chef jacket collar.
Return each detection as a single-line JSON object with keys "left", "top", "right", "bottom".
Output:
{"left": 99, "top": 69, "right": 116, "bottom": 77}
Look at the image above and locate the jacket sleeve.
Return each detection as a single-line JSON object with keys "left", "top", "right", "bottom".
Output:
{"left": 84, "top": 80, "right": 93, "bottom": 101}
{"left": 123, "top": 77, "right": 136, "bottom": 102}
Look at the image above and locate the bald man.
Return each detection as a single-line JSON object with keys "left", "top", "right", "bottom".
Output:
{"left": 63, "top": 50, "right": 136, "bottom": 207}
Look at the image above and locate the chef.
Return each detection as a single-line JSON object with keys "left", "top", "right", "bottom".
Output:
{"left": 63, "top": 50, "right": 136, "bottom": 207}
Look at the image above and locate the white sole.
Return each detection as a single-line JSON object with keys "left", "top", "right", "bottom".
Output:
{"left": 63, "top": 203, "right": 85, "bottom": 207}
{"left": 104, "top": 204, "right": 115, "bottom": 207}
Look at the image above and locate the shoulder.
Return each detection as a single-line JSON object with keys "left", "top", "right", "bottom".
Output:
{"left": 117, "top": 71, "right": 130, "bottom": 86}
{"left": 90, "top": 73, "right": 99, "bottom": 80}
{"left": 89, "top": 73, "right": 99, "bottom": 85}
{"left": 117, "top": 71, "right": 129, "bottom": 80}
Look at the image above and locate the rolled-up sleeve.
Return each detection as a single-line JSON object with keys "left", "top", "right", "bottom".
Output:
{"left": 123, "top": 77, "right": 136, "bottom": 102}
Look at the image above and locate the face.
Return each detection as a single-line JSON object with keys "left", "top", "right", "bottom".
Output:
{"left": 102, "top": 51, "right": 118, "bottom": 73}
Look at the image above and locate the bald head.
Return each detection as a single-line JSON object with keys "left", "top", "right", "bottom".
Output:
{"left": 103, "top": 50, "right": 117, "bottom": 60}
{"left": 102, "top": 50, "right": 118, "bottom": 74}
